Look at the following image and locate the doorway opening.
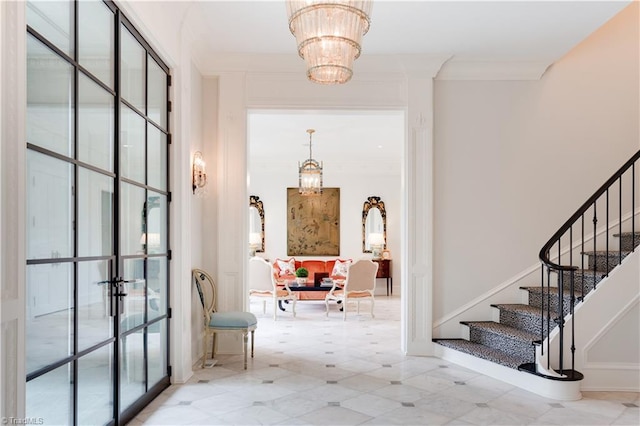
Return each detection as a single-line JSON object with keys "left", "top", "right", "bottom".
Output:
{"left": 246, "top": 109, "right": 405, "bottom": 326}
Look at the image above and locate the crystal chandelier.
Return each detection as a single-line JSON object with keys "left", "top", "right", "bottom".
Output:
{"left": 298, "top": 129, "right": 323, "bottom": 196}
{"left": 286, "top": 0, "right": 373, "bottom": 85}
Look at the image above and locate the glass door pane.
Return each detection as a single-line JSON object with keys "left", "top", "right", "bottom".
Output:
{"left": 78, "top": 344, "right": 114, "bottom": 425}
{"left": 77, "top": 260, "right": 112, "bottom": 350}
{"left": 26, "top": 363, "right": 73, "bottom": 425}
{"left": 120, "top": 183, "right": 146, "bottom": 256}
{"left": 78, "top": 0, "right": 114, "bottom": 89}
{"left": 78, "top": 74, "right": 114, "bottom": 172}
{"left": 120, "top": 105, "right": 145, "bottom": 183}
{"left": 26, "top": 263, "right": 74, "bottom": 373}
{"left": 148, "top": 56, "right": 166, "bottom": 128}
{"left": 26, "top": 35, "right": 74, "bottom": 158}
{"left": 147, "top": 124, "right": 167, "bottom": 191}
{"left": 26, "top": 0, "right": 74, "bottom": 57}
{"left": 120, "top": 25, "right": 145, "bottom": 112}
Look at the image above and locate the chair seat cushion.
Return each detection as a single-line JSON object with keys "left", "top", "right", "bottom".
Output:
{"left": 209, "top": 312, "right": 257, "bottom": 329}
{"left": 250, "top": 289, "right": 292, "bottom": 297}
{"left": 330, "top": 290, "right": 371, "bottom": 298}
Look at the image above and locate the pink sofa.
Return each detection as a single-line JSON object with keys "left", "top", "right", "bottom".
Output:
{"left": 272, "top": 258, "right": 351, "bottom": 300}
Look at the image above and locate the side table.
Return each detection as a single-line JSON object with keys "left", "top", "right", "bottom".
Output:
{"left": 372, "top": 259, "right": 392, "bottom": 296}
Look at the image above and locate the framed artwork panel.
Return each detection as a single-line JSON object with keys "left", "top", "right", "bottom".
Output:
{"left": 287, "top": 187, "right": 340, "bottom": 256}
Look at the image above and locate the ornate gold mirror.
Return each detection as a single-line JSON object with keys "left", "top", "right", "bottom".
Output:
{"left": 249, "top": 195, "right": 265, "bottom": 253}
{"left": 362, "top": 196, "right": 386, "bottom": 255}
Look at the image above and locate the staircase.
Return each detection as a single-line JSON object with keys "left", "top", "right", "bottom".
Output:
{"left": 433, "top": 231, "right": 639, "bottom": 371}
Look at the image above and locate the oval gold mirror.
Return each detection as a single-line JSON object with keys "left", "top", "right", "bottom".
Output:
{"left": 362, "top": 196, "right": 386, "bottom": 255}
{"left": 249, "top": 195, "right": 265, "bottom": 254}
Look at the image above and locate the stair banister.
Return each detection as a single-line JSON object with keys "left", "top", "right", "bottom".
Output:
{"left": 535, "top": 149, "right": 640, "bottom": 380}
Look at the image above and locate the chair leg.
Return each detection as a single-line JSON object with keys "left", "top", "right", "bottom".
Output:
{"left": 202, "top": 332, "right": 208, "bottom": 368}
{"left": 371, "top": 297, "right": 375, "bottom": 318}
{"left": 325, "top": 298, "right": 330, "bottom": 317}
{"left": 357, "top": 300, "right": 360, "bottom": 315}
{"left": 292, "top": 298, "right": 296, "bottom": 317}
{"left": 262, "top": 300, "right": 266, "bottom": 315}
{"left": 343, "top": 298, "right": 347, "bottom": 321}
{"left": 212, "top": 332, "right": 217, "bottom": 360}
{"left": 273, "top": 298, "right": 277, "bottom": 321}
{"left": 243, "top": 332, "right": 248, "bottom": 370}
{"left": 251, "top": 330, "right": 255, "bottom": 358}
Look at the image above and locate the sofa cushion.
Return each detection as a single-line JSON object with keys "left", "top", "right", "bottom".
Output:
{"left": 331, "top": 259, "right": 352, "bottom": 278}
{"left": 274, "top": 258, "right": 296, "bottom": 276}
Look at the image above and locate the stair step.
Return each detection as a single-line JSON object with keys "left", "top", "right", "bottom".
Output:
{"left": 461, "top": 321, "right": 537, "bottom": 363}
{"left": 491, "top": 303, "right": 551, "bottom": 337}
{"left": 519, "top": 286, "right": 578, "bottom": 316}
{"left": 433, "top": 339, "right": 528, "bottom": 369}
{"left": 582, "top": 250, "right": 631, "bottom": 272}
{"left": 562, "top": 269, "right": 606, "bottom": 293}
{"left": 614, "top": 232, "right": 640, "bottom": 251}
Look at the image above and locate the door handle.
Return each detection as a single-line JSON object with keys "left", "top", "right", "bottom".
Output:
{"left": 105, "top": 277, "right": 141, "bottom": 316}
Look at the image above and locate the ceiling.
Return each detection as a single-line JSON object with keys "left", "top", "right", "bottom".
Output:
{"left": 186, "top": 1, "right": 630, "bottom": 61}
{"left": 149, "top": 1, "right": 630, "bottom": 168}
{"left": 248, "top": 110, "right": 405, "bottom": 170}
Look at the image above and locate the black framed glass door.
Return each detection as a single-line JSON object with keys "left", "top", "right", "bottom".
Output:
{"left": 25, "top": 1, "right": 171, "bottom": 424}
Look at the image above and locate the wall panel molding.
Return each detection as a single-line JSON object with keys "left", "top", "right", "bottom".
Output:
{"left": 1, "top": 0, "right": 26, "bottom": 418}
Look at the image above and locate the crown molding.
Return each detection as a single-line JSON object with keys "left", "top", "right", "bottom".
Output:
{"left": 196, "top": 52, "right": 450, "bottom": 77}
{"left": 436, "top": 57, "right": 554, "bottom": 81}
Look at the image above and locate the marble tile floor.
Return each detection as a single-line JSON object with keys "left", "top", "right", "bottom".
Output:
{"left": 130, "top": 297, "right": 639, "bottom": 425}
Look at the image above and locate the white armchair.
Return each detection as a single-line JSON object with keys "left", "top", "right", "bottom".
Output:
{"left": 325, "top": 259, "right": 378, "bottom": 320}
{"left": 249, "top": 257, "right": 297, "bottom": 320}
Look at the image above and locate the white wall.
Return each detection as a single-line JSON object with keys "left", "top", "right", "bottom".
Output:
{"left": 248, "top": 165, "right": 402, "bottom": 296}
{"left": 433, "top": 2, "right": 639, "bottom": 322}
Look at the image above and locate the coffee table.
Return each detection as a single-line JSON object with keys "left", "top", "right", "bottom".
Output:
{"left": 278, "top": 281, "right": 342, "bottom": 311}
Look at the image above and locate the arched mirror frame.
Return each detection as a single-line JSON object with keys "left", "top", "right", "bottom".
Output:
{"left": 249, "top": 195, "right": 265, "bottom": 253}
{"left": 362, "top": 196, "right": 387, "bottom": 253}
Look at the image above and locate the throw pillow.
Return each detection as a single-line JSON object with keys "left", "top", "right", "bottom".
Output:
{"left": 331, "top": 259, "right": 352, "bottom": 277}
{"left": 276, "top": 258, "right": 296, "bottom": 276}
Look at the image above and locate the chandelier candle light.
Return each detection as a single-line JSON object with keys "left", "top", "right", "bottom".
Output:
{"left": 286, "top": 0, "right": 373, "bottom": 84}
{"left": 299, "top": 129, "right": 323, "bottom": 196}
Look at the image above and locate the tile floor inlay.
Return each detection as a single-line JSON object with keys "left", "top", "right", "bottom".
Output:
{"left": 130, "top": 297, "right": 640, "bottom": 426}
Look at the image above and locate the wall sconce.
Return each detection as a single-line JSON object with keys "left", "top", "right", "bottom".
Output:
{"left": 192, "top": 151, "right": 207, "bottom": 195}
{"left": 368, "top": 233, "right": 385, "bottom": 259}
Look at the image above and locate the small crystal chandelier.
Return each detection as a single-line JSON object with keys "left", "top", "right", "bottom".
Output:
{"left": 286, "top": 0, "right": 373, "bottom": 85}
{"left": 298, "top": 129, "right": 323, "bottom": 196}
